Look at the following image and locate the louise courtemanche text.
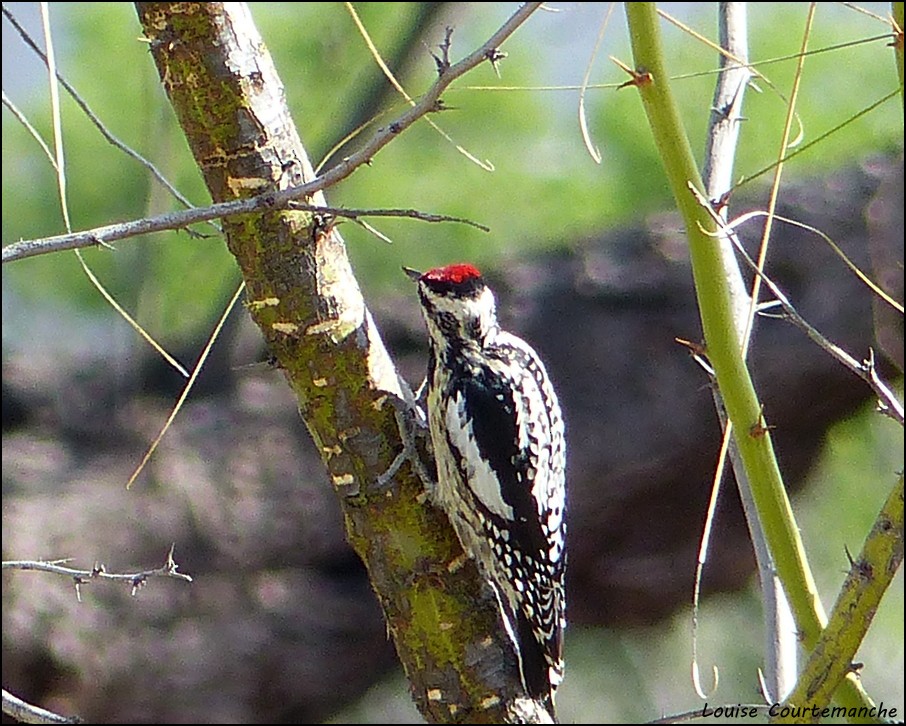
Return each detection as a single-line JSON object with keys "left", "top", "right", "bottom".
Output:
{"left": 699, "top": 702, "right": 898, "bottom": 720}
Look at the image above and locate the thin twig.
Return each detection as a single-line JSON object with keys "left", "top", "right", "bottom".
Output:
{"left": 691, "top": 184, "right": 905, "bottom": 427}
{"left": 344, "top": 4, "right": 491, "bottom": 171}
{"left": 2, "top": 546, "right": 192, "bottom": 722}
{"left": 722, "top": 209, "right": 903, "bottom": 315}
{"left": 3, "top": 544, "right": 193, "bottom": 600}
{"left": 734, "top": 88, "right": 899, "bottom": 190}
{"left": 3, "top": 2, "right": 539, "bottom": 264}
{"left": 693, "top": 2, "right": 799, "bottom": 704}
{"left": 42, "top": 1, "right": 69, "bottom": 234}
{"left": 285, "top": 203, "right": 490, "bottom": 231}
{"left": 657, "top": 4, "right": 806, "bottom": 152}
{"left": 2, "top": 90, "right": 57, "bottom": 168}
{"left": 126, "top": 283, "right": 246, "bottom": 489}
{"left": 577, "top": 3, "right": 615, "bottom": 164}
{"left": 3, "top": 202, "right": 490, "bottom": 263}
{"left": 718, "top": 7, "right": 815, "bottom": 704}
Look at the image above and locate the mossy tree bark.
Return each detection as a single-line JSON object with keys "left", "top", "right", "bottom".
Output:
{"left": 135, "top": 3, "right": 549, "bottom": 723}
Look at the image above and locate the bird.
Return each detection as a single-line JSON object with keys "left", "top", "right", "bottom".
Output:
{"left": 406, "top": 262, "right": 566, "bottom": 714}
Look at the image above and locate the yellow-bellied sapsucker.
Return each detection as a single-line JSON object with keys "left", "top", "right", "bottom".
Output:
{"left": 406, "top": 263, "right": 566, "bottom": 713}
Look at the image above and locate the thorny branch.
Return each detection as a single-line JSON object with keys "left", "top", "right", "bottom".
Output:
{"left": 2, "top": 544, "right": 193, "bottom": 600}
{"left": 691, "top": 183, "right": 905, "bottom": 427}
{"left": 2, "top": 2, "right": 542, "bottom": 264}
{"left": 2, "top": 548, "right": 190, "bottom": 723}
{"left": 2, "top": 548, "right": 191, "bottom": 722}
{"left": 2, "top": 203, "right": 489, "bottom": 263}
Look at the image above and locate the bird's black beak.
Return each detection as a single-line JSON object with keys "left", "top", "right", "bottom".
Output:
{"left": 402, "top": 266, "right": 422, "bottom": 282}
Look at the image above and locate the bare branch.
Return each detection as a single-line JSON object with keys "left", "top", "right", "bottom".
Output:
{"left": 703, "top": 4, "right": 752, "bottom": 207}
{"left": 3, "top": 545, "right": 193, "bottom": 600}
{"left": 2, "top": 202, "right": 489, "bottom": 263}
{"left": 738, "top": 257, "right": 903, "bottom": 427}
{"left": 2, "top": 547, "right": 189, "bottom": 723}
{"left": 284, "top": 204, "right": 490, "bottom": 231}
{"left": 2, "top": 90, "right": 57, "bottom": 168}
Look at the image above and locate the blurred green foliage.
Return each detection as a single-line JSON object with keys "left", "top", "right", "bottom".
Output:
{"left": 3, "top": 3, "right": 901, "bottom": 347}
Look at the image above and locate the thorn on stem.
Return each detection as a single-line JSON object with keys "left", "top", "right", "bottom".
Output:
{"left": 854, "top": 558, "right": 874, "bottom": 583}
{"left": 675, "top": 337, "right": 713, "bottom": 377}
{"left": 749, "top": 420, "right": 772, "bottom": 438}
{"left": 710, "top": 190, "right": 733, "bottom": 215}
{"left": 91, "top": 234, "right": 115, "bottom": 251}
{"left": 749, "top": 405, "right": 773, "bottom": 438}
{"left": 431, "top": 27, "right": 454, "bottom": 76}
{"left": 675, "top": 336, "right": 708, "bottom": 358}
{"left": 889, "top": 15, "right": 902, "bottom": 50}
{"left": 131, "top": 574, "right": 147, "bottom": 597}
{"left": 611, "top": 56, "right": 653, "bottom": 89}
{"left": 844, "top": 543, "right": 856, "bottom": 567}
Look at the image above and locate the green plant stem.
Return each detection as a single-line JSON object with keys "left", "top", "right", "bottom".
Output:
{"left": 623, "top": 2, "right": 876, "bottom": 715}
{"left": 772, "top": 475, "right": 904, "bottom": 723}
